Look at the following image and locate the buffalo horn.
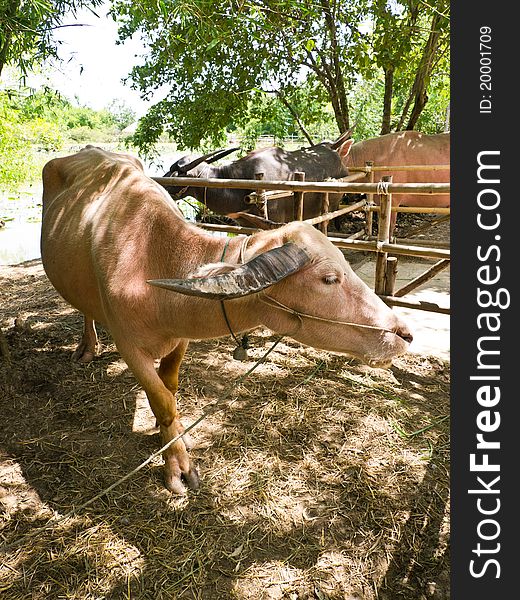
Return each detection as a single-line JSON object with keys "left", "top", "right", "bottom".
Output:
{"left": 177, "top": 147, "right": 240, "bottom": 174}
{"left": 148, "top": 242, "right": 310, "bottom": 299}
{"left": 330, "top": 124, "right": 357, "bottom": 149}
{"left": 204, "top": 146, "right": 240, "bottom": 164}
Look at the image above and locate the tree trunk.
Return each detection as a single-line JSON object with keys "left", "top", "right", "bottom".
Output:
{"left": 329, "top": 85, "right": 349, "bottom": 133}
{"left": 444, "top": 101, "right": 450, "bottom": 132}
{"left": 308, "top": 52, "right": 349, "bottom": 133}
{"left": 320, "top": 0, "right": 350, "bottom": 134}
{"left": 406, "top": 89, "right": 428, "bottom": 130}
{"left": 381, "top": 66, "right": 394, "bottom": 134}
{"left": 405, "top": 12, "right": 443, "bottom": 130}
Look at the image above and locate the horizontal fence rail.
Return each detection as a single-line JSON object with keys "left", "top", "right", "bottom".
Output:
{"left": 348, "top": 164, "right": 450, "bottom": 172}
{"left": 191, "top": 224, "right": 450, "bottom": 261}
{"left": 153, "top": 169, "right": 451, "bottom": 314}
{"left": 379, "top": 295, "right": 450, "bottom": 315}
{"left": 152, "top": 176, "right": 450, "bottom": 196}
{"left": 367, "top": 206, "right": 450, "bottom": 214}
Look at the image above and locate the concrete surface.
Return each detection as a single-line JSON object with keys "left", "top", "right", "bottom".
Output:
{"left": 354, "top": 257, "right": 450, "bottom": 361}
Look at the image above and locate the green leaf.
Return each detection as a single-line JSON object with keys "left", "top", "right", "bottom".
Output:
{"left": 206, "top": 38, "right": 220, "bottom": 51}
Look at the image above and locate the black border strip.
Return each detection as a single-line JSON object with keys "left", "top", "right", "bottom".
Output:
{"left": 451, "top": 3, "right": 515, "bottom": 597}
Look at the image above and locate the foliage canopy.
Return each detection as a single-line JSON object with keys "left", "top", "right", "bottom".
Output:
{"left": 110, "top": 0, "right": 449, "bottom": 154}
{"left": 0, "top": 0, "right": 103, "bottom": 77}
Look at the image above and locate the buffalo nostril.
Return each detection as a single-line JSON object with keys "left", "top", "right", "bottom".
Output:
{"left": 396, "top": 329, "right": 413, "bottom": 344}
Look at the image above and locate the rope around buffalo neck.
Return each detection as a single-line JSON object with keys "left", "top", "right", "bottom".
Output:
{"left": 219, "top": 235, "right": 399, "bottom": 338}
{"left": 220, "top": 235, "right": 251, "bottom": 357}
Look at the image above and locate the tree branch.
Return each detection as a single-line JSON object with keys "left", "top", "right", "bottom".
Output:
{"left": 276, "top": 91, "right": 315, "bottom": 145}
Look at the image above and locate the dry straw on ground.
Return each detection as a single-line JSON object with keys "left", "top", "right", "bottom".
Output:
{"left": 0, "top": 259, "right": 449, "bottom": 600}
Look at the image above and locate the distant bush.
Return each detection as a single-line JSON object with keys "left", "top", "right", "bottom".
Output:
{"left": 0, "top": 119, "right": 36, "bottom": 187}
{"left": 0, "top": 94, "right": 36, "bottom": 187}
{"left": 67, "top": 125, "right": 117, "bottom": 143}
{"left": 0, "top": 87, "right": 136, "bottom": 190}
{"left": 23, "top": 118, "right": 64, "bottom": 151}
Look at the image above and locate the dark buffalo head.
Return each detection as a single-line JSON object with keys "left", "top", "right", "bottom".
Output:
{"left": 161, "top": 131, "right": 354, "bottom": 223}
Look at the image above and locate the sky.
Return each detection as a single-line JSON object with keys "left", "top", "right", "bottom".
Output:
{"left": 34, "top": 3, "right": 158, "bottom": 117}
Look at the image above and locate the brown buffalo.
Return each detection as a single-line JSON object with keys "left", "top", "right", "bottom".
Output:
{"left": 346, "top": 131, "right": 450, "bottom": 234}
{"left": 41, "top": 146, "right": 412, "bottom": 494}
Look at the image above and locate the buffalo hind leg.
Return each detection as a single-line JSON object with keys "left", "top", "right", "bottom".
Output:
{"left": 72, "top": 316, "right": 98, "bottom": 363}
{"left": 120, "top": 342, "right": 198, "bottom": 495}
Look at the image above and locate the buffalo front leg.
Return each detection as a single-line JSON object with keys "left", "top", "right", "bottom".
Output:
{"left": 158, "top": 340, "right": 196, "bottom": 453}
{"left": 72, "top": 316, "right": 98, "bottom": 363}
{"left": 120, "top": 343, "right": 198, "bottom": 495}
{"left": 158, "top": 340, "right": 199, "bottom": 490}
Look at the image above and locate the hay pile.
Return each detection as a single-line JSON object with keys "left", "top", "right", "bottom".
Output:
{"left": 1, "top": 260, "right": 449, "bottom": 599}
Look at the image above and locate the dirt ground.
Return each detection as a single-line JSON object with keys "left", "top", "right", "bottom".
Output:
{"left": 0, "top": 217, "right": 450, "bottom": 600}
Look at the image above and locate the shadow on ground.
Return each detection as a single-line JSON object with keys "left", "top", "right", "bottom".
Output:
{"left": 1, "top": 260, "right": 450, "bottom": 599}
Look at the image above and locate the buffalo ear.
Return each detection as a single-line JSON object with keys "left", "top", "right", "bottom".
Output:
{"left": 148, "top": 242, "right": 311, "bottom": 299}
{"left": 338, "top": 138, "right": 354, "bottom": 159}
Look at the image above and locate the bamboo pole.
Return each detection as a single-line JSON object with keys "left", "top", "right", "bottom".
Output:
{"left": 344, "top": 229, "right": 365, "bottom": 240}
{"left": 330, "top": 237, "right": 450, "bottom": 259}
{"left": 304, "top": 199, "right": 366, "bottom": 226}
{"left": 367, "top": 235, "right": 450, "bottom": 249}
{"left": 319, "top": 193, "right": 330, "bottom": 235}
{"left": 153, "top": 176, "right": 450, "bottom": 195}
{"left": 394, "top": 259, "right": 450, "bottom": 297}
{"left": 365, "top": 161, "right": 375, "bottom": 238}
{"left": 193, "top": 222, "right": 450, "bottom": 260}
{"left": 367, "top": 205, "right": 450, "bottom": 214}
{"left": 384, "top": 256, "right": 398, "bottom": 297}
{"left": 254, "top": 172, "right": 268, "bottom": 219}
{"left": 244, "top": 189, "right": 292, "bottom": 204}
{"left": 336, "top": 171, "right": 368, "bottom": 182}
{"left": 375, "top": 176, "right": 393, "bottom": 296}
{"left": 195, "top": 223, "right": 258, "bottom": 234}
{"left": 380, "top": 295, "right": 450, "bottom": 315}
{"left": 348, "top": 164, "right": 450, "bottom": 172}
{"left": 294, "top": 172, "right": 305, "bottom": 220}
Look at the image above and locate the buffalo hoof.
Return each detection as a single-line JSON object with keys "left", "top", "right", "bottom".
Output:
{"left": 163, "top": 460, "right": 200, "bottom": 495}
{"left": 72, "top": 340, "right": 97, "bottom": 363}
{"left": 164, "top": 473, "right": 187, "bottom": 495}
{"left": 182, "top": 464, "right": 200, "bottom": 490}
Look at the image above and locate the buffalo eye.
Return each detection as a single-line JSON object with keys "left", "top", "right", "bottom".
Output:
{"left": 323, "top": 274, "right": 339, "bottom": 285}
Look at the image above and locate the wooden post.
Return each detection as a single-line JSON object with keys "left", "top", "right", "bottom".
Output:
{"left": 319, "top": 192, "right": 330, "bottom": 234}
{"left": 0, "top": 327, "right": 10, "bottom": 364}
{"left": 254, "top": 172, "right": 267, "bottom": 219}
{"left": 384, "top": 256, "right": 398, "bottom": 297}
{"left": 374, "top": 175, "right": 393, "bottom": 296}
{"left": 294, "top": 171, "right": 305, "bottom": 220}
{"left": 365, "top": 161, "right": 374, "bottom": 238}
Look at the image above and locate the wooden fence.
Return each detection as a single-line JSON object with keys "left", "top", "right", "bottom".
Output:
{"left": 152, "top": 167, "right": 450, "bottom": 315}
